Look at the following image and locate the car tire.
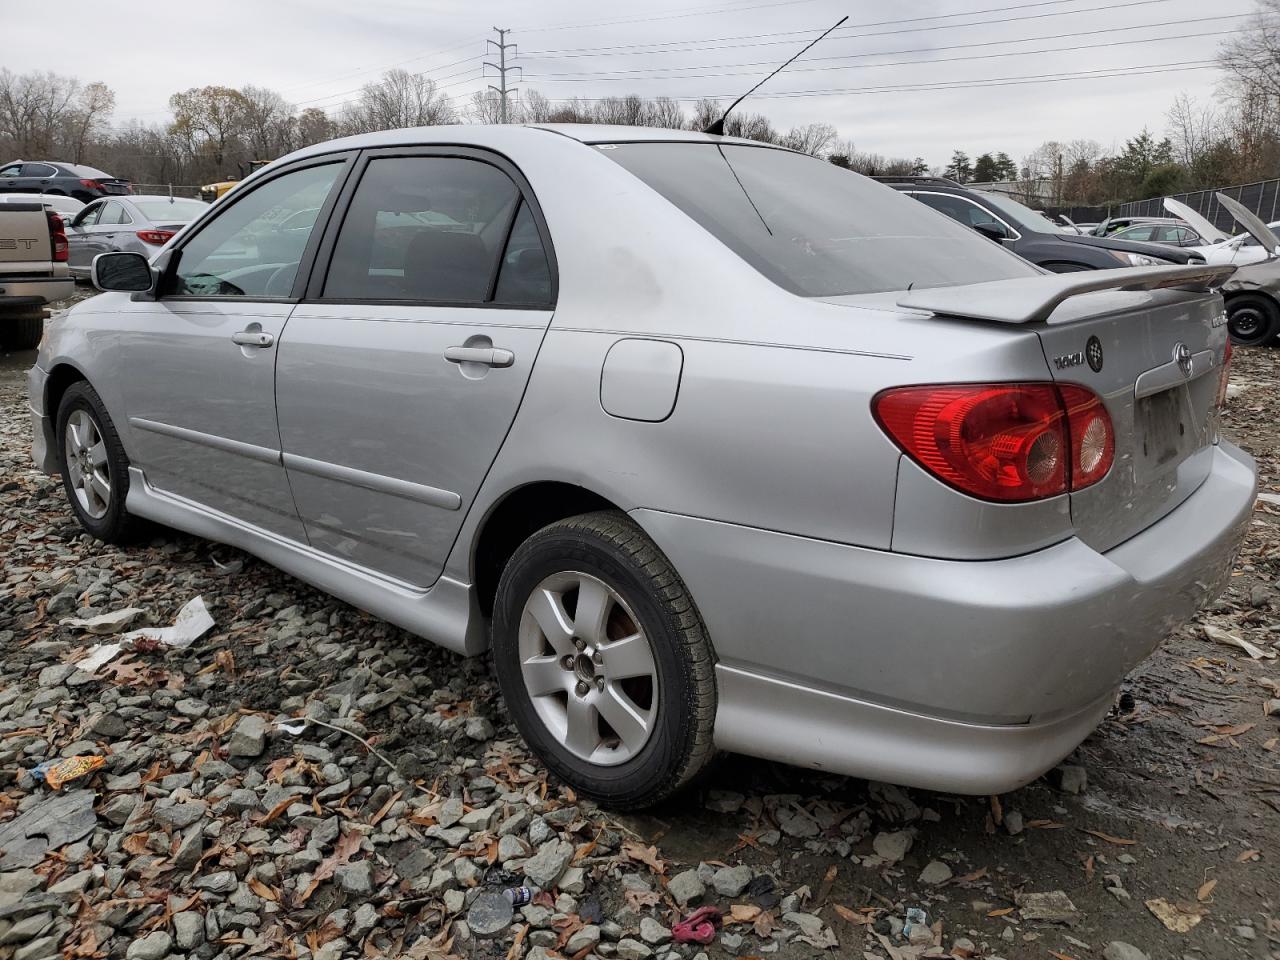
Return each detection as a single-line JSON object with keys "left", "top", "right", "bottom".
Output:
{"left": 56, "top": 382, "right": 144, "bottom": 543}
{"left": 491, "top": 511, "right": 717, "bottom": 809}
{"left": 1, "top": 314, "right": 43, "bottom": 350}
{"left": 1226, "top": 294, "right": 1279, "bottom": 346}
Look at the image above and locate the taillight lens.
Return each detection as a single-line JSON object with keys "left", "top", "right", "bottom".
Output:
{"left": 46, "top": 210, "right": 68, "bottom": 262}
{"left": 873, "top": 382, "right": 1114, "bottom": 502}
{"left": 79, "top": 178, "right": 101, "bottom": 190}
{"left": 136, "top": 229, "right": 175, "bottom": 246}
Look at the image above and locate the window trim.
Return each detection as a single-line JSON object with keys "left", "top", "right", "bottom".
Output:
{"left": 157, "top": 151, "right": 357, "bottom": 304}
{"left": 908, "top": 190, "right": 1022, "bottom": 242}
{"left": 301, "top": 145, "right": 558, "bottom": 311}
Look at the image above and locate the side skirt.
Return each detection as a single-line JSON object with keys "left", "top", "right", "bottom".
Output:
{"left": 125, "top": 467, "right": 487, "bottom": 655}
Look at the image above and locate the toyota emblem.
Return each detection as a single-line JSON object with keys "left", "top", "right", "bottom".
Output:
{"left": 1173, "top": 342, "right": 1193, "bottom": 378}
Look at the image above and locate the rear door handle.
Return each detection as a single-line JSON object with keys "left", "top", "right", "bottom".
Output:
{"left": 445, "top": 345, "right": 514, "bottom": 367}
{"left": 231, "top": 330, "right": 274, "bottom": 348}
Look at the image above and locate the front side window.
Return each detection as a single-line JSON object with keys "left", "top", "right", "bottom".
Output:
{"left": 323, "top": 156, "right": 530, "bottom": 303}
{"left": 606, "top": 144, "right": 1035, "bottom": 297}
{"left": 913, "top": 192, "right": 1010, "bottom": 236}
{"left": 0, "top": 164, "right": 21, "bottom": 177}
{"left": 75, "top": 202, "right": 104, "bottom": 227}
{"left": 166, "top": 162, "right": 340, "bottom": 298}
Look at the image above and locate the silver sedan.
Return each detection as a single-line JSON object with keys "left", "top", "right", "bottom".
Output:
{"left": 65, "top": 195, "right": 208, "bottom": 279}
{"left": 28, "top": 126, "right": 1255, "bottom": 808}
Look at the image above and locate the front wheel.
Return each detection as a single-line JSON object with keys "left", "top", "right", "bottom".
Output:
{"left": 491, "top": 512, "right": 716, "bottom": 809}
{"left": 56, "top": 382, "right": 144, "bottom": 543}
{"left": 1226, "top": 294, "right": 1280, "bottom": 346}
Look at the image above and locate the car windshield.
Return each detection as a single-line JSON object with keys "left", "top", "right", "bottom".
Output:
{"left": 133, "top": 198, "right": 207, "bottom": 222}
{"left": 606, "top": 143, "right": 1037, "bottom": 297}
{"left": 975, "top": 192, "right": 1064, "bottom": 233}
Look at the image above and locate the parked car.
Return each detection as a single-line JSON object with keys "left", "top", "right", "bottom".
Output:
{"left": 65, "top": 196, "right": 208, "bottom": 279}
{"left": 1090, "top": 215, "right": 1182, "bottom": 236}
{"left": 1189, "top": 225, "right": 1280, "bottom": 267}
{"left": 30, "top": 126, "right": 1254, "bottom": 807}
{"left": 877, "top": 177, "right": 1203, "bottom": 270}
{"left": 0, "top": 192, "right": 85, "bottom": 222}
{"left": 0, "top": 201, "right": 72, "bottom": 348}
{"left": 0, "top": 161, "right": 131, "bottom": 202}
{"left": 1108, "top": 221, "right": 1206, "bottom": 247}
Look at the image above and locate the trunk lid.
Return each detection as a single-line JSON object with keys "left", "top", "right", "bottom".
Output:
{"left": 899, "top": 265, "right": 1232, "bottom": 552}
{"left": 0, "top": 203, "right": 53, "bottom": 271}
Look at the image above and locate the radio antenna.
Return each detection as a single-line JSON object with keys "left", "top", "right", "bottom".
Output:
{"left": 704, "top": 14, "right": 848, "bottom": 136}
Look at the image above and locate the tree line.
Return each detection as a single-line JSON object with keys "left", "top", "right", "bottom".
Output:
{"left": 5, "top": 0, "right": 1280, "bottom": 201}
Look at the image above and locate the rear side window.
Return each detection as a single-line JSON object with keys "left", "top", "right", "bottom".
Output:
{"left": 912, "top": 192, "right": 1008, "bottom": 232}
{"left": 21, "top": 163, "right": 57, "bottom": 178}
{"left": 324, "top": 156, "right": 549, "bottom": 304}
{"left": 99, "top": 202, "right": 132, "bottom": 225}
{"left": 606, "top": 144, "right": 1035, "bottom": 297}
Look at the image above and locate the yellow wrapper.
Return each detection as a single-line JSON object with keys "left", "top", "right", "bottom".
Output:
{"left": 44, "top": 755, "right": 106, "bottom": 790}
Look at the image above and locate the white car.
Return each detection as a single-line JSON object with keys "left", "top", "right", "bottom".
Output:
{"left": 0, "top": 192, "right": 85, "bottom": 223}
{"left": 1163, "top": 196, "right": 1280, "bottom": 265}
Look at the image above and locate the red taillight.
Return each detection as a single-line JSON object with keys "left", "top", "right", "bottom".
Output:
{"left": 79, "top": 178, "right": 101, "bottom": 190}
{"left": 135, "top": 229, "right": 175, "bottom": 246}
{"left": 46, "top": 210, "right": 68, "bottom": 262}
{"left": 873, "top": 382, "right": 1114, "bottom": 502}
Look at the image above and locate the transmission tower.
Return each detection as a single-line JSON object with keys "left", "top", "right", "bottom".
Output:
{"left": 485, "top": 27, "right": 521, "bottom": 123}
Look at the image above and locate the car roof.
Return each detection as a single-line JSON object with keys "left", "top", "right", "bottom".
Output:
{"left": 279, "top": 123, "right": 777, "bottom": 168}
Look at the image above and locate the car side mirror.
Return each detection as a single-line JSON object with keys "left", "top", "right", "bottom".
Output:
{"left": 92, "top": 251, "right": 153, "bottom": 293}
{"left": 972, "top": 222, "right": 1008, "bottom": 243}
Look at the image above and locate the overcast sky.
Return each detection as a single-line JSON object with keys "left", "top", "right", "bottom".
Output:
{"left": 7, "top": 0, "right": 1247, "bottom": 165}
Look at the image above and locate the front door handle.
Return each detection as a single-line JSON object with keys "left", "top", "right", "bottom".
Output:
{"left": 231, "top": 329, "right": 274, "bottom": 348}
{"left": 445, "top": 345, "right": 514, "bottom": 368}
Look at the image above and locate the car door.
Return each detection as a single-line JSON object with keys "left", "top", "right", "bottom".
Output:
{"left": 66, "top": 201, "right": 106, "bottom": 271}
{"left": 110, "top": 156, "right": 351, "bottom": 540}
{"left": 275, "top": 149, "right": 556, "bottom": 587}
{"left": 0, "top": 163, "right": 23, "bottom": 194}
{"left": 94, "top": 200, "right": 134, "bottom": 253}
{"left": 21, "top": 162, "right": 58, "bottom": 193}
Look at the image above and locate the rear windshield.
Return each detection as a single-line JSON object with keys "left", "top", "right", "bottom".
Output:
{"left": 70, "top": 165, "right": 112, "bottom": 179}
{"left": 605, "top": 143, "right": 1037, "bottom": 297}
{"left": 133, "top": 198, "right": 207, "bottom": 222}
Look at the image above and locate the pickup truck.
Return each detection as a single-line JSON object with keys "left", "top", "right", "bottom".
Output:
{"left": 1, "top": 202, "right": 73, "bottom": 349}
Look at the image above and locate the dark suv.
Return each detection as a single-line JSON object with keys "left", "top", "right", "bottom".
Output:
{"left": 0, "top": 161, "right": 131, "bottom": 202}
{"left": 875, "top": 176, "right": 1202, "bottom": 272}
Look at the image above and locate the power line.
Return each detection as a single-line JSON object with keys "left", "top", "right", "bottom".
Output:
{"left": 521, "top": 27, "right": 1244, "bottom": 82}
{"left": 521, "top": 0, "right": 1202, "bottom": 59}
{"left": 521, "top": 13, "right": 1250, "bottom": 78}
{"left": 519, "top": 0, "right": 828, "bottom": 34}
{"left": 278, "top": 35, "right": 489, "bottom": 95}
{"left": 295, "top": 54, "right": 486, "bottom": 108}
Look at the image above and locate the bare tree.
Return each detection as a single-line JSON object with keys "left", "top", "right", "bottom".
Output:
{"left": 239, "top": 85, "right": 295, "bottom": 160}
{"left": 168, "top": 86, "right": 249, "bottom": 173}
{"left": 466, "top": 90, "right": 505, "bottom": 125}
{"left": 68, "top": 81, "right": 114, "bottom": 164}
{"left": 1220, "top": 0, "right": 1280, "bottom": 101}
{"left": 1166, "top": 93, "right": 1220, "bottom": 170}
{"left": 650, "top": 97, "right": 685, "bottom": 130}
{"left": 0, "top": 69, "right": 83, "bottom": 157}
{"left": 783, "top": 121, "right": 837, "bottom": 157}
{"left": 519, "top": 90, "right": 555, "bottom": 124}
{"left": 343, "top": 69, "right": 456, "bottom": 134}
{"left": 295, "top": 107, "right": 336, "bottom": 148}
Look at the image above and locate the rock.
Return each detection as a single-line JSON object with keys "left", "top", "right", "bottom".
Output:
{"left": 872, "top": 830, "right": 914, "bottom": 864}
{"left": 919, "top": 860, "right": 953, "bottom": 885}
{"left": 667, "top": 868, "right": 705, "bottom": 906}
{"left": 1055, "top": 765, "right": 1087, "bottom": 794}
{"left": 335, "top": 860, "right": 373, "bottom": 895}
{"left": 464, "top": 716, "right": 496, "bottom": 741}
{"left": 566, "top": 925, "right": 601, "bottom": 953}
{"left": 174, "top": 911, "right": 205, "bottom": 950}
{"left": 126, "top": 931, "right": 173, "bottom": 960}
{"left": 155, "top": 800, "right": 207, "bottom": 830}
{"left": 438, "top": 797, "right": 465, "bottom": 828}
{"left": 87, "top": 711, "right": 127, "bottom": 738}
{"left": 1003, "top": 810, "right": 1025, "bottom": 836}
{"left": 523, "top": 839, "right": 575, "bottom": 888}
{"left": 616, "top": 938, "right": 654, "bottom": 960}
{"left": 705, "top": 790, "right": 744, "bottom": 814}
{"left": 777, "top": 807, "right": 820, "bottom": 838}
{"left": 101, "top": 794, "right": 138, "bottom": 826}
{"left": 559, "top": 866, "right": 587, "bottom": 894}
{"left": 468, "top": 889, "right": 515, "bottom": 938}
{"left": 639, "top": 917, "right": 672, "bottom": 945}
{"left": 226, "top": 715, "right": 268, "bottom": 757}
{"left": 712, "top": 864, "right": 753, "bottom": 897}
{"left": 1018, "top": 890, "right": 1078, "bottom": 922}
{"left": 1103, "top": 943, "right": 1149, "bottom": 960}
{"left": 0, "top": 790, "right": 96, "bottom": 868}
{"left": 193, "top": 871, "right": 237, "bottom": 895}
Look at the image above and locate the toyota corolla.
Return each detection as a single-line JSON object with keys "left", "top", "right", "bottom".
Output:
{"left": 29, "top": 125, "right": 1255, "bottom": 808}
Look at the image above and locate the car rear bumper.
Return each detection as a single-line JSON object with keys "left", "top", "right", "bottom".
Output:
{"left": 0, "top": 275, "right": 73, "bottom": 306}
{"left": 633, "top": 440, "right": 1255, "bottom": 794}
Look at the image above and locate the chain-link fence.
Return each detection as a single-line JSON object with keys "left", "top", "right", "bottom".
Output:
{"left": 1117, "top": 179, "right": 1280, "bottom": 230}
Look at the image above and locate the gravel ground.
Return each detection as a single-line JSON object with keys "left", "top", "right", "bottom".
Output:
{"left": 0, "top": 300, "right": 1278, "bottom": 960}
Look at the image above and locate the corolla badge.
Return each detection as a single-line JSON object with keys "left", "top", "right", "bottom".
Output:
{"left": 1174, "top": 341, "right": 1193, "bottom": 378}
{"left": 1086, "top": 336, "right": 1104, "bottom": 372}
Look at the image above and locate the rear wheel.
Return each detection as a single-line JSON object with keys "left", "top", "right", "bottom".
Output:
{"left": 56, "top": 382, "right": 144, "bottom": 543}
{"left": 1, "top": 313, "right": 43, "bottom": 350}
{"left": 1226, "top": 294, "right": 1279, "bottom": 346}
{"left": 491, "top": 511, "right": 716, "bottom": 809}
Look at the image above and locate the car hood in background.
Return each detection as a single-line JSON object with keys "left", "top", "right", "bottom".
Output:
{"left": 1215, "top": 193, "right": 1280, "bottom": 255}
{"left": 1056, "top": 231, "right": 1199, "bottom": 263}
{"left": 1162, "top": 197, "right": 1230, "bottom": 244}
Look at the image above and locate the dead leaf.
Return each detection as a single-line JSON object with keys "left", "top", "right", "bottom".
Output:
{"left": 298, "top": 832, "right": 361, "bottom": 904}
{"left": 729, "top": 904, "right": 762, "bottom": 923}
{"left": 622, "top": 888, "right": 661, "bottom": 912}
{"left": 1145, "top": 897, "right": 1204, "bottom": 933}
{"left": 369, "top": 790, "right": 402, "bottom": 827}
{"left": 1203, "top": 624, "right": 1275, "bottom": 660}
{"left": 986, "top": 907, "right": 1015, "bottom": 918}
{"left": 1048, "top": 952, "right": 1078, "bottom": 960}
{"left": 1196, "top": 878, "right": 1217, "bottom": 902}
{"left": 248, "top": 877, "right": 279, "bottom": 902}
{"left": 122, "top": 833, "right": 151, "bottom": 856}
{"left": 1026, "top": 819, "right": 1066, "bottom": 829}
{"left": 621, "top": 841, "right": 666, "bottom": 875}
{"left": 1213, "top": 722, "right": 1257, "bottom": 737}
{"left": 1236, "top": 849, "right": 1260, "bottom": 862}
{"left": 832, "top": 904, "right": 876, "bottom": 925}
{"left": 1083, "top": 829, "right": 1137, "bottom": 845}
{"left": 752, "top": 910, "right": 776, "bottom": 938}
{"left": 255, "top": 794, "right": 301, "bottom": 826}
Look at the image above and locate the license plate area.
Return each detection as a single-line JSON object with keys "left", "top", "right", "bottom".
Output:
{"left": 1135, "top": 385, "right": 1192, "bottom": 477}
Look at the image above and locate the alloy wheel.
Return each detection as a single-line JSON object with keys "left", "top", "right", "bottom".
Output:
{"left": 63, "top": 408, "right": 111, "bottom": 520}
{"left": 517, "top": 571, "right": 658, "bottom": 765}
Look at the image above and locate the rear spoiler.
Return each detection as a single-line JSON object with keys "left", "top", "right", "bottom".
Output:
{"left": 897, "top": 264, "right": 1236, "bottom": 325}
